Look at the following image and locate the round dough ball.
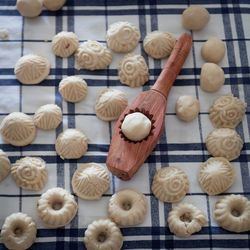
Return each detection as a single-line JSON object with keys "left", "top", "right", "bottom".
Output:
{"left": 121, "top": 112, "right": 151, "bottom": 142}
{"left": 43, "top": 0, "right": 66, "bottom": 11}
{"left": 182, "top": 5, "right": 210, "bottom": 30}
{"left": 176, "top": 96, "right": 200, "bottom": 122}
{"left": 16, "top": 0, "right": 43, "bottom": 18}
{"left": 201, "top": 37, "right": 226, "bottom": 63}
{"left": 200, "top": 63, "right": 225, "bottom": 92}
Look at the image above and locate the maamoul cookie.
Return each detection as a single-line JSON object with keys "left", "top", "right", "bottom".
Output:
{"left": 152, "top": 166, "right": 189, "bottom": 202}
{"left": 15, "top": 53, "right": 50, "bottom": 85}
{"left": 106, "top": 21, "right": 140, "bottom": 53}
{"left": 0, "top": 112, "right": 36, "bottom": 147}
{"left": 95, "top": 88, "right": 128, "bottom": 121}
{"left": 182, "top": 5, "right": 210, "bottom": 30}
{"left": 11, "top": 157, "right": 47, "bottom": 190}
{"left": 201, "top": 37, "right": 226, "bottom": 63}
{"left": 55, "top": 129, "right": 88, "bottom": 159}
{"left": 34, "top": 104, "right": 62, "bottom": 130}
{"left": 59, "top": 76, "right": 88, "bottom": 103}
{"left": 200, "top": 63, "right": 225, "bottom": 92}
{"left": 108, "top": 188, "right": 148, "bottom": 226}
{"left": 198, "top": 157, "right": 235, "bottom": 195}
{"left": 72, "top": 163, "right": 110, "bottom": 200}
{"left": 118, "top": 53, "right": 149, "bottom": 87}
{"left": 214, "top": 194, "right": 250, "bottom": 232}
{"left": 37, "top": 187, "right": 78, "bottom": 228}
{"left": 16, "top": 0, "right": 43, "bottom": 18}
{"left": 168, "top": 203, "right": 208, "bottom": 237}
{"left": 84, "top": 218, "right": 123, "bottom": 250}
{"left": 52, "top": 31, "right": 79, "bottom": 58}
{"left": 143, "top": 31, "right": 176, "bottom": 59}
{"left": 43, "top": 0, "right": 66, "bottom": 11}
{"left": 205, "top": 128, "right": 243, "bottom": 161}
{"left": 176, "top": 96, "right": 200, "bottom": 122}
{"left": 0, "top": 149, "right": 11, "bottom": 182}
{"left": 1, "top": 212, "right": 36, "bottom": 250}
{"left": 209, "top": 94, "right": 247, "bottom": 128}
{"left": 121, "top": 112, "right": 151, "bottom": 141}
{"left": 75, "top": 40, "right": 112, "bottom": 70}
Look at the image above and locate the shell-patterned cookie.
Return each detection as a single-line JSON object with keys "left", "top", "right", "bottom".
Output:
{"left": 205, "top": 128, "right": 243, "bottom": 161}
{"left": 118, "top": 53, "right": 149, "bottom": 87}
{"left": 37, "top": 187, "right": 78, "bottom": 228}
{"left": 95, "top": 88, "right": 128, "bottom": 121}
{"left": 0, "top": 112, "right": 36, "bottom": 147}
{"left": 209, "top": 94, "right": 247, "bottom": 128}
{"left": 214, "top": 194, "right": 250, "bottom": 232}
{"left": 106, "top": 21, "right": 140, "bottom": 53}
{"left": 14, "top": 53, "right": 50, "bottom": 84}
{"left": 198, "top": 157, "right": 235, "bottom": 195}
{"left": 152, "top": 166, "right": 189, "bottom": 202}
{"left": 75, "top": 40, "right": 112, "bottom": 70}
{"left": 55, "top": 129, "right": 88, "bottom": 159}
{"left": 72, "top": 163, "right": 110, "bottom": 200}
{"left": 11, "top": 157, "right": 47, "bottom": 190}
{"left": 143, "top": 31, "right": 176, "bottom": 59}
{"left": 0, "top": 149, "right": 10, "bottom": 182}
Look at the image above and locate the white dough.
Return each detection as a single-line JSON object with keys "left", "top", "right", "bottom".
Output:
{"left": 0, "top": 29, "right": 9, "bottom": 40}
{"left": 43, "top": 0, "right": 66, "bottom": 11}
{"left": 16, "top": 0, "right": 43, "bottom": 18}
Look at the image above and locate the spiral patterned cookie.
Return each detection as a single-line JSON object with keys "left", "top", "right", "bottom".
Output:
{"left": 0, "top": 149, "right": 10, "bottom": 182}
{"left": 152, "top": 166, "right": 189, "bottom": 202}
{"left": 209, "top": 94, "right": 247, "bottom": 128}
{"left": 118, "top": 53, "right": 149, "bottom": 87}
{"left": 205, "top": 128, "right": 243, "bottom": 161}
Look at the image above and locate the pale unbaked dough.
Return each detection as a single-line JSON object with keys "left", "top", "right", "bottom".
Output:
{"left": 0, "top": 149, "right": 10, "bottom": 182}
{"left": 16, "top": 0, "right": 43, "bottom": 18}
{"left": 0, "top": 29, "right": 9, "bottom": 40}
{"left": 43, "top": 0, "right": 66, "bottom": 11}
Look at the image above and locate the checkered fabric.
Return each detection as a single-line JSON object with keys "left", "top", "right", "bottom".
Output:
{"left": 0, "top": 0, "right": 249, "bottom": 249}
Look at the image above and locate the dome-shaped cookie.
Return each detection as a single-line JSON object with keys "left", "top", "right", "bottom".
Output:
{"left": 118, "top": 53, "right": 149, "bottom": 87}
{"left": 209, "top": 94, "right": 247, "bottom": 128}
{"left": 11, "top": 157, "right": 47, "bottom": 190}
{"left": 152, "top": 166, "right": 189, "bottom": 202}
{"left": 0, "top": 112, "right": 36, "bottom": 147}
{"left": 43, "top": 0, "right": 66, "bottom": 11}
{"left": 198, "top": 157, "right": 235, "bottom": 195}
{"left": 143, "top": 31, "right": 176, "bottom": 59}
{"left": 205, "top": 128, "right": 243, "bottom": 161}
{"left": 55, "top": 129, "right": 88, "bottom": 159}
{"left": 72, "top": 163, "right": 110, "bottom": 200}
{"left": 16, "top": 0, "right": 43, "bottom": 18}
{"left": 75, "top": 40, "right": 112, "bottom": 71}
{"left": 0, "top": 149, "right": 11, "bottom": 182}
{"left": 34, "top": 104, "right": 62, "bottom": 130}
{"left": 106, "top": 21, "right": 140, "bottom": 53}
{"left": 95, "top": 88, "right": 128, "bottom": 121}
{"left": 14, "top": 53, "right": 50, "bottom": 84}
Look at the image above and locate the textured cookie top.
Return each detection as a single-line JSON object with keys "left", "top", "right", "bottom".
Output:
{"left": 0, "top": 149, "right": 10, "bottom": 182}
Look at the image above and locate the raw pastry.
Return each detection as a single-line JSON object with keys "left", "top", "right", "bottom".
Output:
{"left": 84, "top": 218, "right": 123, "bottom": 250}
{"left": 118, "top": 53, "right": 149, "bottom": 87}
{"left": 176, "top": 96, "right": 200, "bottom": 122}
{"left": 209, "top": 94, "right": 247, "bottom": 128}
{"left": 106, "top": 21, "right": 140, "bottom": 53}
{"left": 152, "top": 166, "right": 189, "bottom": 202}
{"left": 55, "top": 129, "right": 88, "bottom": 159}
{"left": 37, "top": 187, "right": 78, "bottom": 228}
{"left": 182, "top": 5, "right": 210, "bottom": 30}
{"left": 168, "top": 203, "right": 208, "bottom": 237}
{"left": 200, "top": 63, "right": 225, "bottom": 92}
{"left": 206, "top": 128, "right": 243, "bottom": 161}
{"left": 214, "top": 194, "right": 250, "bottom": 232}
{"left": 11, "top": 157, "right": 47, "bottom": 190}
{"left": 95, "top": 88, "right": 128, "bottom": 121}
{"left": 108, "top": 188, "right": 148, "bottom": 226}
{"left": 201, "top": 37, "right": 226, "bottom": 63}
{"left": 0, "top": 149, "right": 11, "bottom": 182}
{"left": 43, "top": 0, "right": 66, "bottom": 11}
{"left": 121, "top": 112, "right": 151, "bottom": 141}
{"left": 143, "top": 31, "right": 176, "bottom": 59}
{"left": 1, "top": 212, "right": 36, "bottom": 250}
{"left": 0, "top": 112, "right": 36, "bottom": 147}
{"left": 52, "top": 31, "right": 79, "bottom": 58}
{"left": 198, "top": 157, "right": 235, "bottom": 195}
{"left": 75, "top": 40, "right": 112, "bottom": 70}
{"left": 72, "top": 163, "right": 110, "bottom": 200}
{"left": 14, "top": 53, "right": 50, "bottom": 84}
{"left": 34, "top": 104, "right": 62, "bottom": 130}
{"left": 59, "top": 76, "right": 88, "bottom": 103}
{"left": 16, "top": 0, "right": 43, "bottom": 18}
{"left": 0, "top": 29, "right": 9, "bottom": 40}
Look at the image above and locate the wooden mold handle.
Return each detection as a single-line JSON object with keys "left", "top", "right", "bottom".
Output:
{"left": 151, "top": 33, "right": 192, "bottom": 98}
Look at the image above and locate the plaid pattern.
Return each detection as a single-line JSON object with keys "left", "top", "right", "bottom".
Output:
{"left": 0, "top": 0, "right": 250, "bottom": 249}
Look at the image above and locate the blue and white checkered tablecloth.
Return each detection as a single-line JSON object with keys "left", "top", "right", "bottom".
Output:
{"left": 0, "top": 0, "right": 249, "bottom": 249}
